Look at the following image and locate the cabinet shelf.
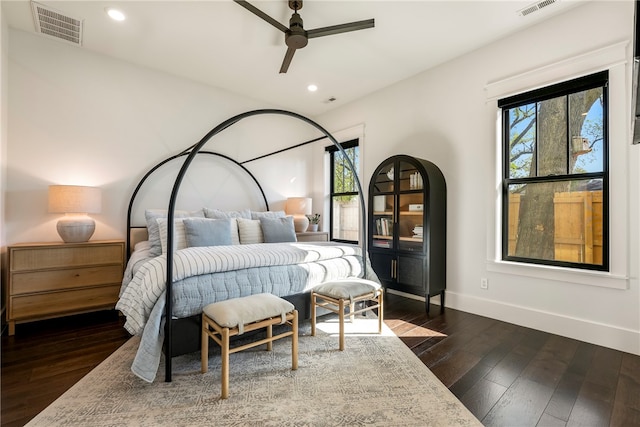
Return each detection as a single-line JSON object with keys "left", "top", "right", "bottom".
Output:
{"left": 373, "top": 235, "right": 393, "bottom": 240}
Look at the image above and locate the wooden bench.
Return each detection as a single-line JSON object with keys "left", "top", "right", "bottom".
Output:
{"left": 311, "top": 278, "right": 383, "bottom": 351}
{"left": 201, "top": 293, "right": 298, "bottom": 399}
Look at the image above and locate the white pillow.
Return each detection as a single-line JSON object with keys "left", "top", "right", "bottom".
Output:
{"left": 145, "top": 208, "right": 204, "bottom": 257}
{"left": 229, "top": 218, "right": 241, "bottom": 245}
{"left": 156, "top": 218, "right": 189, "bottom": 253}
{"left": 237, "top": 218, "right": 264, "bottom": 244}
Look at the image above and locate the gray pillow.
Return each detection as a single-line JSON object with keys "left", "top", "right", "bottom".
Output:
{"left": 203, "top": 208, "right": 251, "bottom": 219}
{"left": 183, "top": 218, "right": 232, "bottom": 247}
{"left": 251, "top": 210, "right": 286, "bottom": 220}
{"left": 260, "top": 216, "right": 297, "bottom": 243}
{"left": 145, "top": 209, "right": 204, "bottom": 257}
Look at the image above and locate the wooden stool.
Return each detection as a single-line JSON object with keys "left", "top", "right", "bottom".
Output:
{"left": 311, "top": 278, "right": 383, "bottom": 351}
{"left": 201, "top": 293, "right": 298, "bottom": 399}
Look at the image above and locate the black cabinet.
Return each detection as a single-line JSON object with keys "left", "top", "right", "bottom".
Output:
{"left": 368, "top": 155, "right": 446, "bottom": 313}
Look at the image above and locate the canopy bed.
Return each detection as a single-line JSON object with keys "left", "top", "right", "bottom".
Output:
{"left": 117, "top": 109, "right": 372, "bottom": 382}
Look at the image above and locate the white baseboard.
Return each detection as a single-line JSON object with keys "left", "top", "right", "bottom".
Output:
{"left": 444, "top": 291, "right": 640, "bottom": 356}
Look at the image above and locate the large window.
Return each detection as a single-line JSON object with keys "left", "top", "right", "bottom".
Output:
{"left": 499, "top": 71, "right": 608, "bottom": 270}
{"left": 326, "top": 139, "right": 359, "bottom": 243}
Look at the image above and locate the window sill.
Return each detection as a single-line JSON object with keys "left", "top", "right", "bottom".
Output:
{"left": 486, "top": 259, "right": 629, "bottom": 290}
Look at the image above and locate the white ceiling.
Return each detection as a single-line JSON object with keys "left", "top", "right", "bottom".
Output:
{"left": 3, "top": 0, "right": 585, "bottom": 116}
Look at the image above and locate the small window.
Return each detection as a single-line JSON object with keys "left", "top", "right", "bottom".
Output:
{"left": 499, "top": 71, "right": 608, "bottom": 270}
{"left": 326, "top": 140, "right": 359, "bottom": 243}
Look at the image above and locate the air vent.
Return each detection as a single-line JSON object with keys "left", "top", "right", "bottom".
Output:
{"left": 518, "top": 0, "right": 559, "bottom": 17}
{"left": 31, "top": 1, "right": 83, "bottom": 46}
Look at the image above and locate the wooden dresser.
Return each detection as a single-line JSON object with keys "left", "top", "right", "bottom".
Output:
{"left": 6, "top": 240, "right": 125, "bottom": 335}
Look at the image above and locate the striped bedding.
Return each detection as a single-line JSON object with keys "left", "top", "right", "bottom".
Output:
{"left": 116, "top": 241, "right": 376, "bottom": 382}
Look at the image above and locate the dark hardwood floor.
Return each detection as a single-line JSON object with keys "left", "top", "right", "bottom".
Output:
{"left": 1, "top": 310, "right": 130, "bottom": 427}
{"left": 2, "top": 294, "right": 639, "bottom": 426}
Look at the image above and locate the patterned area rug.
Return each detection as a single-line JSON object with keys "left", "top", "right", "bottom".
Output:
{"left": 27, "top": 315, "right": 481, "bottom": 426}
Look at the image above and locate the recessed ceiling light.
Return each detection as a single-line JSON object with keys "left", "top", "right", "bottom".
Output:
{"left": 106, "top": 8, "right": 125, "bottom": 21}
{"left": 307, "top": 84, "right": 318, "bottom": 92}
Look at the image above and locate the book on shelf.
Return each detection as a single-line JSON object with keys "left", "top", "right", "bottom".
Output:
{"left": 375, "top": 217, "right": 392, "bottom": 236}
{"left": 373, "top": 239, "right": 391, "bottom": 248}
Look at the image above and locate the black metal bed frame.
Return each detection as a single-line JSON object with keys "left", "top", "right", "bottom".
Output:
{"left": 126, "top": 109, "right": 366, "bottom": 382}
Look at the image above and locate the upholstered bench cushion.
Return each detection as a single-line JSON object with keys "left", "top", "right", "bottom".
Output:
{"left": 203, "top": 293, "right": 294, "bottom": 334}
{"left": 313, "top": 278, "right": 381, "bottom": 301}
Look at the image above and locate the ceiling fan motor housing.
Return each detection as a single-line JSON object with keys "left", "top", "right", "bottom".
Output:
{"left": 286, "top": 12, "right": 308, "bottom": 48}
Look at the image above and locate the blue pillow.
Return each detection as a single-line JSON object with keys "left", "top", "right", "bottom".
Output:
{"left": 260, "top": 216, "right": 297, "bottom": 243}
{"left": 183, "top": 218, "right": 232, "bottom": 247}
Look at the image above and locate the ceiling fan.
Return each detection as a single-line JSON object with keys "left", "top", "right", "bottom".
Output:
{"left": 234, "top": 0, "right": 375, "bottom": 74}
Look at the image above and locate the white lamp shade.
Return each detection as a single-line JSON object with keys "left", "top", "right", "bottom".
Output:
{"left": 285, "top": 197, "right": 312, "bottom": 216}
{"left": 285, "top": 197, "right": 312, "bottom": 232}
{"left": 48, "top": 185, "right": 101, "bottom": 214}
{"left": 48, "top": 185, "right": 101, "bottom": 243}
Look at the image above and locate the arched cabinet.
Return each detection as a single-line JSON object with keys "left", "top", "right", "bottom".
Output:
{"left": 368, "top": 155, "right": 446, "bottom": 313}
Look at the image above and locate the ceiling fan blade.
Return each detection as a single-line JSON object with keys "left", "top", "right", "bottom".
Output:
{"left": 279, "top": 47, "right": 296, "bottom": 74}
{"left": 307, "top": 18, "right": 374, "bottom": 39}
{"left": 234, "top": 0, "right": 289, "bottom": 33}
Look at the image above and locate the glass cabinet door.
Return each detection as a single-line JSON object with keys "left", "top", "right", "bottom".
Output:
{"left": 371, "top": 161, "right": 395, "bottom": 249}
{"left": 398, "top": 160, "right": 424, "bottom": 252}
{"left": 371, "top": 194, "right": 394, "bottom": 249}
{"left": 398, "top": 193, "right": 424, "bottom": 252}
{"left": 398, "top": 160, "right": 423, "bottom": 192}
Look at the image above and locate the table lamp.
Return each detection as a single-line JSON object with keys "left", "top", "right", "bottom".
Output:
{"left": 48, "top": 185, "right": 102, "bottom": 243}
{"left": 285, "top": 197, "right": 312, "bottom": 232}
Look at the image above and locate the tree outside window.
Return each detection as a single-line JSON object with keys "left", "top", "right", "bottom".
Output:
{"left": 500, "top": 71, "right": 608, "bottom": 270}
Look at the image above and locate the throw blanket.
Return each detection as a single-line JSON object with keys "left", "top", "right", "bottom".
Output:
{"left": 116, "top": 242, "right": 372, "bottom": 382}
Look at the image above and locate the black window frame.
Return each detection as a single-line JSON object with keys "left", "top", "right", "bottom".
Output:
{"left": 499, "top": 70, "right": 609, "bottom": 271}
{"left": 326, "top": 139, "right": 359, "bottom": 243}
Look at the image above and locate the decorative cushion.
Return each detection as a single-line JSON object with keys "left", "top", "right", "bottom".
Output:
{"left": 237, "top": 218, "right": 264, "bottom": 244}
{"left": 228, "top": 218, "right": 241, "bottom": 245}
{"left": 156, "top": 217, "right": 189, "bottom": 253}
{"left": 260, "top": 216, "right": 297, "bottom": 243}
{"left": 313, "top": 278, "right": 382, "bottom": 300}
{"left": 203, "top": 293, "right": 294, "bottom": 334}
{"left": 145, "top": 208, "right": 204, "bottom": 257}
{"left": 183, "top": 218, "right": 232, "bottom": 247}
{"left": 203, "top": 209, "right": 249, "bottom": 244}
{"left": 203, "top": 208, "right": 251, "bottom": 220}
{"left": 251, "top": 210, "right": 286, "bottom": 220}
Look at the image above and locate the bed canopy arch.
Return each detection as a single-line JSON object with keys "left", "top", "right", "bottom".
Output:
{"left": 126, "top": 150, "right": 270, "bottom": 256}
{"left": 127, "top": 109, "right": 367, "bottom": 381}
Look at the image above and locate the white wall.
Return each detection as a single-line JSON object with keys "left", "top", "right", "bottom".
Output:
{"left": 6, "top": 29, "right": 321, "bottom": 244}
{"left": 317, "top": 1, "right": 640, "bottom": 355}
{"left": 1, "top": 0, "right": 8, "bottom": 319}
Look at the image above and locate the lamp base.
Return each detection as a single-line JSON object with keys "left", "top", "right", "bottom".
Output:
{"left": 293, "top": 215, "right": 310, "bottom": 233}
{"left": 56, "top": 215, "right": 95, "bottom": 243}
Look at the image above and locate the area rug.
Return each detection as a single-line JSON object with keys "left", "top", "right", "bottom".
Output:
{"left": 27, "top": 315, "right": 481, "bottom": 426}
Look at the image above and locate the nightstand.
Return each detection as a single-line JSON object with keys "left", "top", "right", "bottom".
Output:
{"left": 6, "top": 240, "right": 125, "bottom": 335}
{"left": 296, "top": 231, "right": 329, "bottom": 242}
